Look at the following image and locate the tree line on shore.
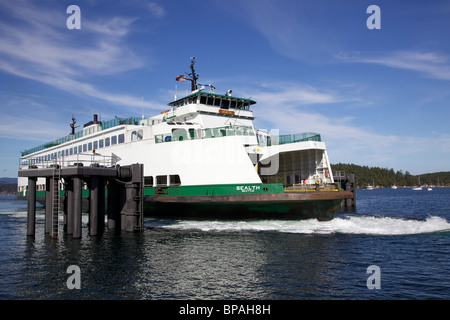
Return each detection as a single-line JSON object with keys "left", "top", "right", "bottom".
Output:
{"left": 331, "top": 163, "right": 449, "bottom": 189}
{"left": 0, "top": 184, "right": 17, "bottom": 194}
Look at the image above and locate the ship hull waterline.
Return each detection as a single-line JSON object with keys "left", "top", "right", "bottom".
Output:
{"left": 26, "top": 190, "right": 353, "bottom": 222}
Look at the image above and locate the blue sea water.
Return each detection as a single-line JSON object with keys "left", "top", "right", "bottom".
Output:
{"left": 0, "top": 188, "right": 449, "bottom": 301}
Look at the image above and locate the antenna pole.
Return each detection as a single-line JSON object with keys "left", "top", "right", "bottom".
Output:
{"left": 188, "top": 57, "right": 198, "bottom": 92}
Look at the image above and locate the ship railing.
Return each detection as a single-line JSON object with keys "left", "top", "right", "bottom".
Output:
{"left": 283, "top": 182, "right": 340, "bottom": 192}
{"left": 255, "top": 131, "right": 322, "bottom": 147}
{"left": 272, "top": 132, "right": 321, "bottom": 146}
{"left": 19, "top": 152, "right": 119, "bottom": 170}
{"left": 154, "top": 125, "right": 255, "bottom": 144}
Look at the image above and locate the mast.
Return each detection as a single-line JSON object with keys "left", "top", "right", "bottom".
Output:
{"left": 176, "top": 57, "right": 199, "bottom": 92}
{"left": 188, "top": 56, "right": 198, "bottom": 92}
{"left": 69, "top": 114, "right": 78, "bottom": 135}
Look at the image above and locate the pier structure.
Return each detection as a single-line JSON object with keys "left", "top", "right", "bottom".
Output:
{"left": 19, "top": 154, "right": 144, "bottom": 239}
{"left": 333, "top": 172, "right": 356, "bottom": 209}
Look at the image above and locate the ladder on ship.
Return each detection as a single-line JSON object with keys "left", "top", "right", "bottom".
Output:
{"left": 50, "top": 164, "right": 61, "bottom": 238}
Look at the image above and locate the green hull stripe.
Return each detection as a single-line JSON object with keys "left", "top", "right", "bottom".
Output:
{"left": 20, "top": 183, "right": 284, "bottom": 198}
{"left": 143, "top": 183, "right": 284, "bottom": 196}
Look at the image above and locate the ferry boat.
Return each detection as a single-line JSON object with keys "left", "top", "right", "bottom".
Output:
{"left": 17, "top": 58, "right": 352, "bottom": 221}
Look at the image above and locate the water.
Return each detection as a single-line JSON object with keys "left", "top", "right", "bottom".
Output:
{"left": 0, "top": 188, "right": 449, "bottom": 301}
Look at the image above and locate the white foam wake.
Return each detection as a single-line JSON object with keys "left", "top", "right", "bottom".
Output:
{"left": 156, "top": 215, "right": 450, "bottom": 235}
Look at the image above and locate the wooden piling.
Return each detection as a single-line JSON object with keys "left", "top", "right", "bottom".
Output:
{"left": 66, "top": 178, "right": 74, "bottom": 235}
{"left": 98, "top": 178, "right": 105, "bottom": 234}
{"left": 26, "top": 177, "right": 37, "bottom": 237}
{"left": 45, "top": 177, "right": 51, "bottom": 234}
{"left": 73, "top": 176, "right": 82, "bottom": 239}
{"left": 89, "top": 175, "right": 99, "bottom": 236}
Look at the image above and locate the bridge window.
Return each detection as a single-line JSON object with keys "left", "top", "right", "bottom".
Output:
{"left": 118, "top": 133, "right": 125, "bottom": 144}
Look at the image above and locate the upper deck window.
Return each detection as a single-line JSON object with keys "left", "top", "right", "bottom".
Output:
{"left": 189, "top": 97, "right": 197, "bottom": 104}
{"left": 221, "top": 100, "right": 230, "bottom": 109}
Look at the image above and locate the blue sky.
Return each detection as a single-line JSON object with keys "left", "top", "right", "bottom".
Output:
{"left": 1, "top": 0, "right": 450, "bottom": 177}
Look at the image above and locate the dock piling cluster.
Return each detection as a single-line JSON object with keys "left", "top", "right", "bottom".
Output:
{"left": 20, "top": 163, "right": 144, "bottom": 239}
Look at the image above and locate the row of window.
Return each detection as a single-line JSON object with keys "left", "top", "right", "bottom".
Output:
{"left": 19, "top": 174, "right": 182, "bottom": 192}
{"left": 23, "top": 133, "right": 125, "bottom": 165}
{"left": 58, "top": 133, "right": 125, "bottom": 159}
{"left": 172, "top": 95, "right": 251, "bottom": 110}
{"left": 199, "top": 96, "right": 251, "bottom": 110}
{"left": 144, "top": 175, "right": 181, "bottom": 187}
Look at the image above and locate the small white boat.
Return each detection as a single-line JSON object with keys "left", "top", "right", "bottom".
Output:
{"left": 413, "top": 177, "right": 422, "bottom": 190}
{"left": 427, "top": 187, "right": 432, "bottom": 191}
{"left": 392, "top": 185, "right": 398, "bottom": 189}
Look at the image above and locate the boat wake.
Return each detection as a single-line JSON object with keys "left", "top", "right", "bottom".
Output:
{"left": 4, "top": 209, "right": 449, "bottom": 236}
{"left": 151, "top": 215, "right": 450, "bottom": 236}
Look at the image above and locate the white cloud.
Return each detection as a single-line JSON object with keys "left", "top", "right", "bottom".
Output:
{"left": 147, "top": 3, "right": 165, "bottom": 18}
{"left": 0, "top": 114, "right": 67, "bottom": 142}
{"left": 251, "top": 83, "right": 340, "bottom": 106}
{"left": 337, "top": 51, "right": 450, "bottom": 81}
{"left": 0, "top": 0, "right": 152, "bottom": 109}
{"left": 219, "top": 0, "right": 344, "bottom": 63}
{"left": 244, "top": 81, "right": 450, "bottom": 172}
{"left": 84, "top": 17, "right": 139, "bottom": 36}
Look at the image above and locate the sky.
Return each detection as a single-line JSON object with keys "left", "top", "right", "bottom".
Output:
{"left": 1, "top": 0, "right": 450, "bottom": 177}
